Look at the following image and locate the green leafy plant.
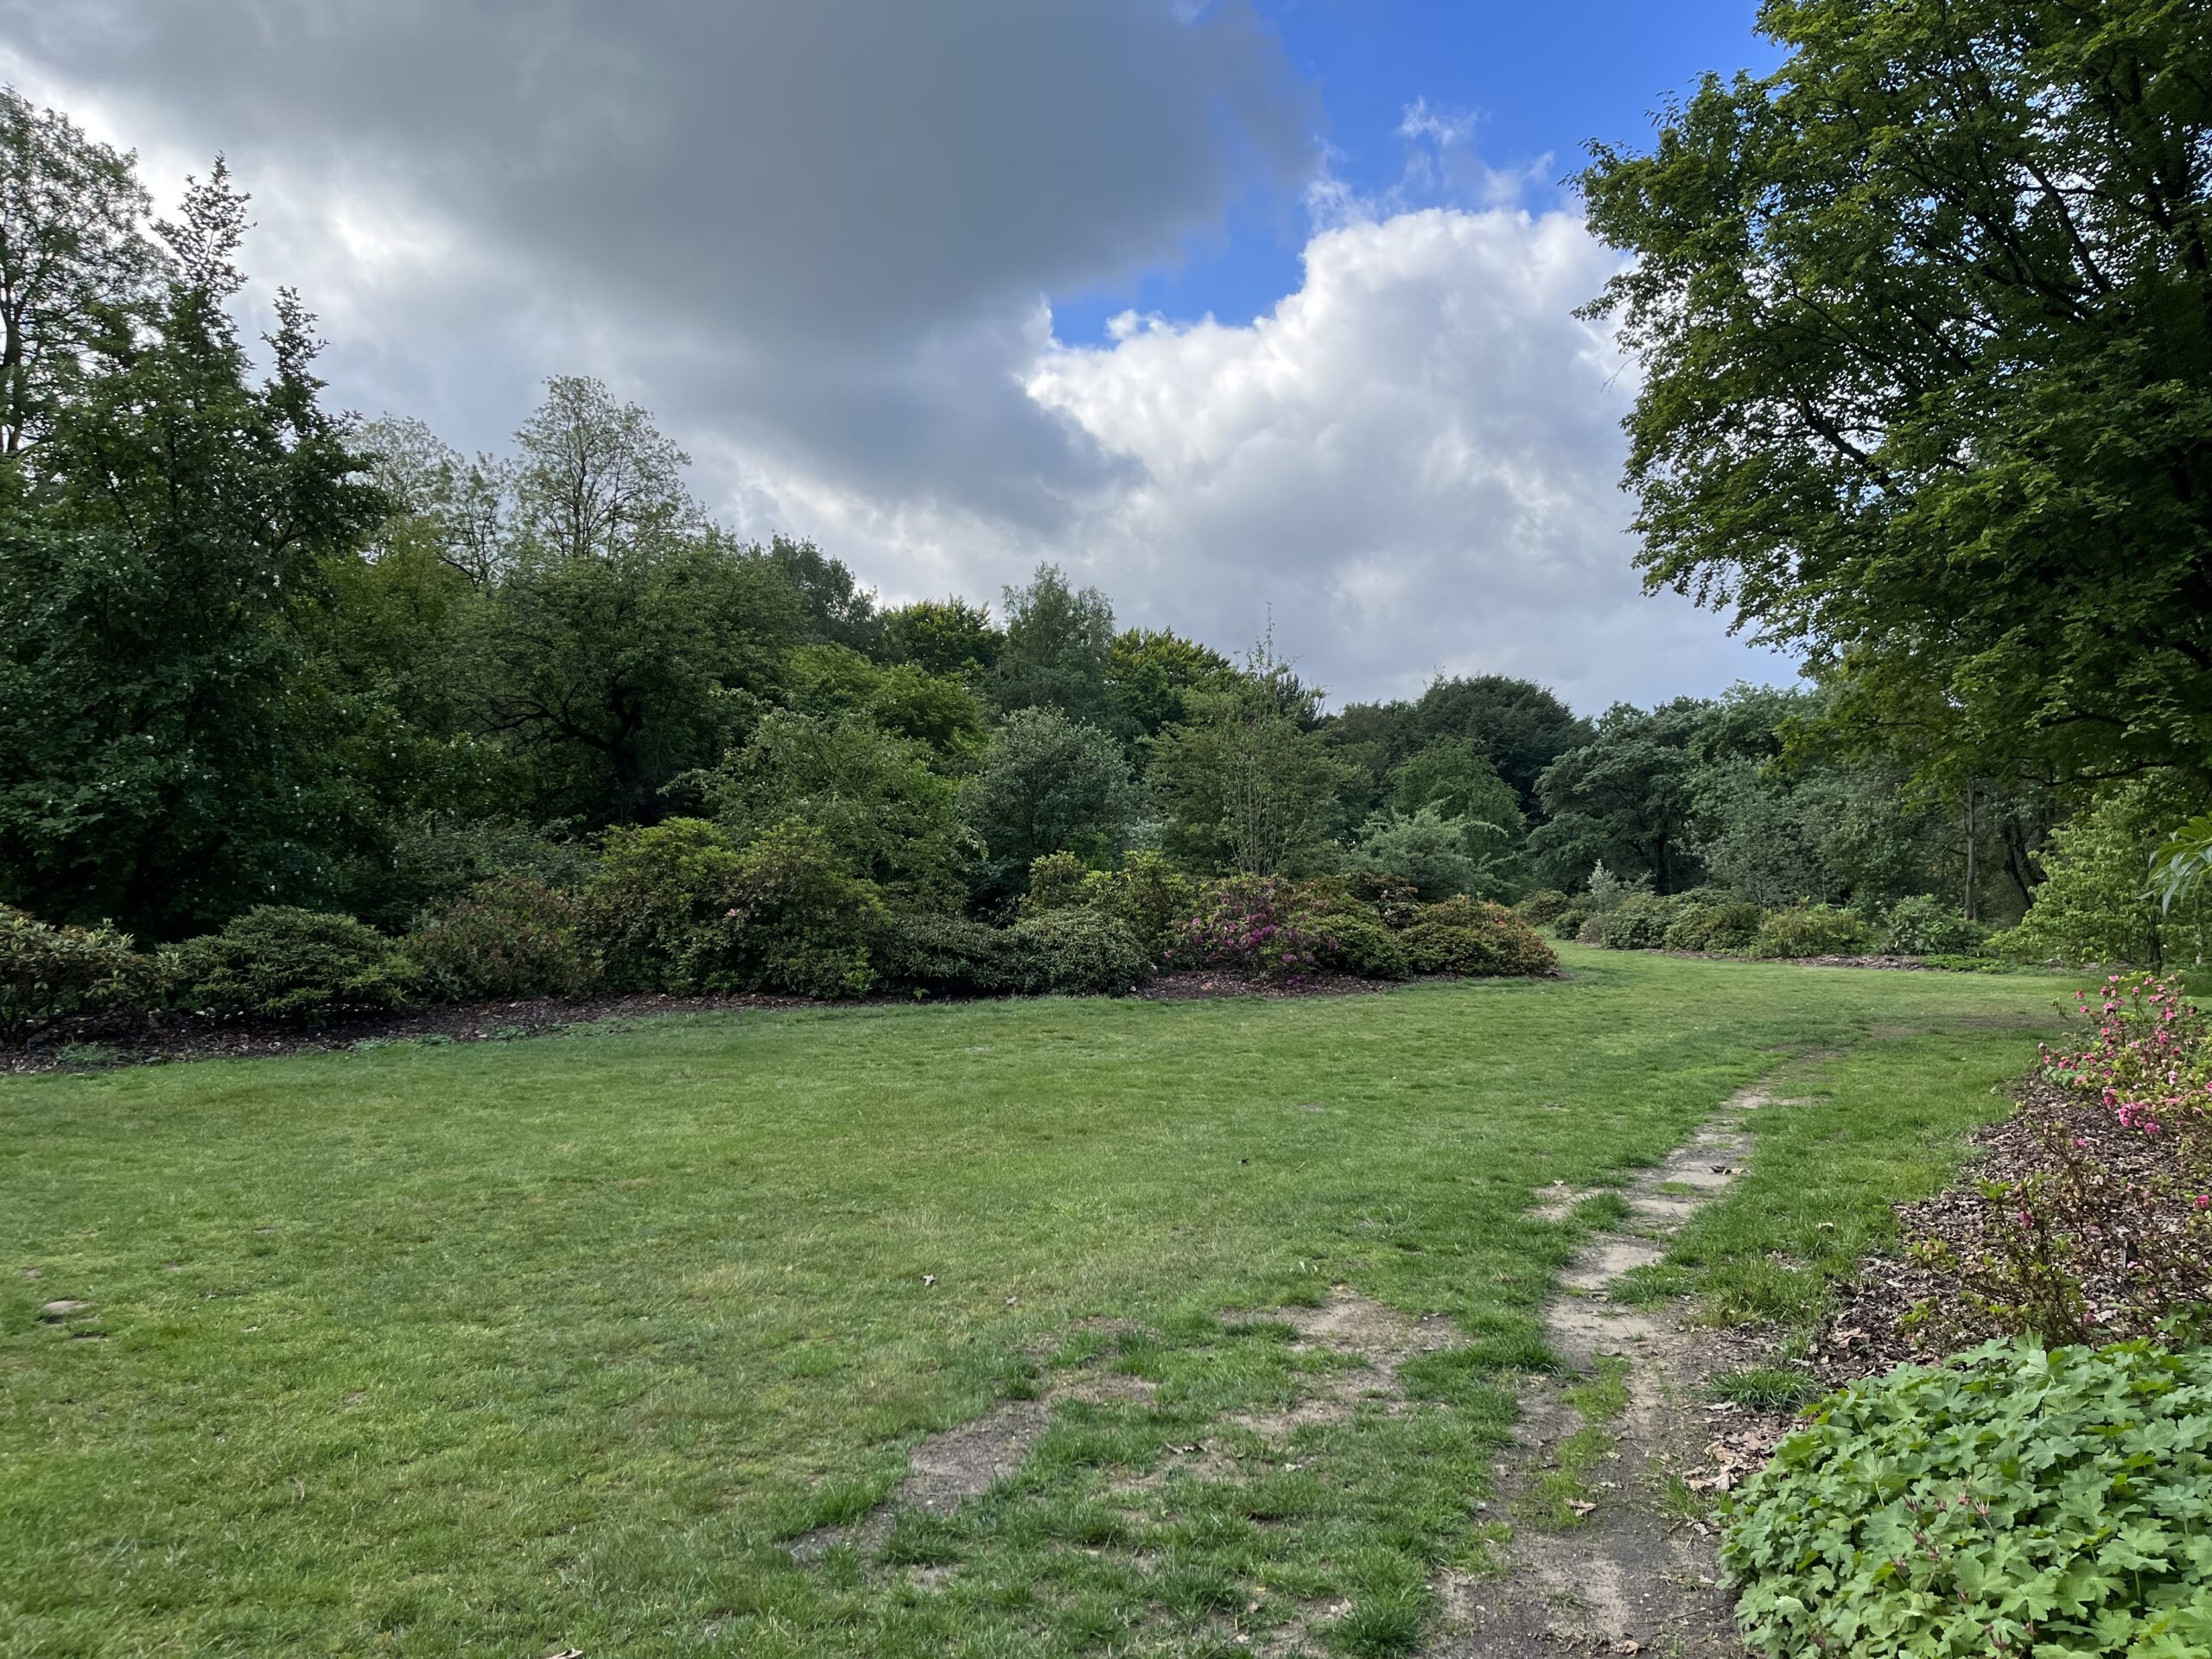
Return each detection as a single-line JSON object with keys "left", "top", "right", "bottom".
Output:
{"left": 869, "top": 915, "right": 1035, "bottom": 998}
{"left": 1883, "top": 894, "right": 1990, "bottom": 957}
{"left": 1663, "top": 899, "right": 1764, "bottom": 954}
{"left": 410, "top": 875, "right": 598, "bottom": 1003}
{"left": 0, "top": 906, "right": 155, "bottom": 1043}
{"left": 1399, "top": 896, "right": 1557, "bottom": 978}
{"left": 1725, "top": 1340, "right": 2212, "bottom": 1657}
{"left": 1597, "top": 891, "right": 1684, "bottom": 950}
{"left": 165, "top": 907, "right": 420, "bottom": 1020}
{"left": 1007, "top": 909, "right": 1148, "bottom": 995}
{"left": 579, "top": 818, "right": 747, "bottom": 993}
{"left": 1754, "top": 905, "right": 1872, "bottom": 959}
{"left": 1516, "top": 889, "right": 1573, "bottom": 926}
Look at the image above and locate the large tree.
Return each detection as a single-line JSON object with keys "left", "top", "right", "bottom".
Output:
{"left": 0, "top": 163, "right": 386, "bottom": 934}
{"left": 1580, "top": 0, "right": 2212, "bottom": 791}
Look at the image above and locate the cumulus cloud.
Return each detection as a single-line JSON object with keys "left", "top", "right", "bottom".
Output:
{"left": 2, "top": 3, "right": 1785, "bottom": 709}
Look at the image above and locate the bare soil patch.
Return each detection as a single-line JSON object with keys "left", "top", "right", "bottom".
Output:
{"left": 1433, "top": 1085, "right": 1777, "bottom": 1658}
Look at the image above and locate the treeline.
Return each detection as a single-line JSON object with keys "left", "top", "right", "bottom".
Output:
{"left": 2, "top": 83, "right": 2202, "bottom": 1014}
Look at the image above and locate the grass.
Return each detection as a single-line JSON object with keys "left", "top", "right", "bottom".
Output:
{"left": 0, "top": 948, "right": 2076, "bottom": 1656}
{"left": 1521, "top": 1355, "right": 1631, "bottom": 1529}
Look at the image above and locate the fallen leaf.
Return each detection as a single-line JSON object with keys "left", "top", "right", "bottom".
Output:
{"left": 1567, "top": 1499, "right": 1597, "bottom": 1516}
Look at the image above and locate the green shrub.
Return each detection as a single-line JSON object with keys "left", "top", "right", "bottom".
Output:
{"left": 1306, "top": 906, "right": 1410, "bottom": 980}
{"left": 1662, "top": 900, "right": 1764, "bottom": 953}
{"left": 582, "top": 818, "right": 883, "bottom": 998}
{"left": 1753, "top": 904, "right": 1872, "bottom": 959}
{"left": 1008, "top": 910, "right": 1148, "bottom": 995}
{"left": 1989, "top": 779, "right": 2212, "bottom": 969}
{"left": 1596, "top": 892, "right": 1682, "bottom": 950}
{"left": 871, "top": 915, "right": 1037, "bottom": 997}
{"left": 1399, "top": 897, "right": 1557, "bottom": 977}
{"left": 1882, "top": 893, "right": 1990, "bottom": 957}
{"left": 1516, "top": 889, "right": 1572, "bottom": 926}
{"left": 1095, "top": 852, "right": 1198, "bottom": 956}
{"left": 410, "top": 876, "right": 598, "bottom": 1003}
{"left": 1550, "top": 904, "right": 1588, "bottom": 941}
{"left": 166, "top": 907, "right": 419, "bottom": 1020}
{"left": 1020, "top": 851, "right": 1094, "bottom": 915}
{"left": 0, "top": 907, "right": 156, "bottom": 1043}
{"left": 1575, "top": 912, "right": 1607, "bottom": 945}
{"left": 1344, "top": 872, "right": 1421, "bottom": 930}
{"left": 1725, "top": 1340, "right": 2212, "bottom": 1657}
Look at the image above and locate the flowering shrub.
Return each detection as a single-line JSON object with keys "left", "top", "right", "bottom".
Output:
{"left": 1925, "top": 974, "right": 2212, "bottom": 1344}
{"left": 1166, "top": 878, "right": 1337, "bottom": 980}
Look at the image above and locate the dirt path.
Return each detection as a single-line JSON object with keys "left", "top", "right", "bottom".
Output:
{"left": 1433, "top": 1084, "right": 1779, "bottom": 1657}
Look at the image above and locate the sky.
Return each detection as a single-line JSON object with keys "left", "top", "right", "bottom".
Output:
{"left": 1, "top": 0, "right": 1793, "bottom": 714}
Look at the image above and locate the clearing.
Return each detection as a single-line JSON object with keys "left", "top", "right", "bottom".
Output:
{"left": 0, "top": 947, "right": 2075, "bottom": 1657}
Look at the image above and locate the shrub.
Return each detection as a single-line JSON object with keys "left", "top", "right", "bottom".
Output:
{"left": 1883, "top": 893, "right": 1990, "bottom": 957}
{"left": 1168, "top": 877, "right": 1336, "bottom": 980}
{"left": 1346, "top": 805, "right": 1484, "bottom": 900}
{"left": 1550, "top": 904, "right": 1588, "bottom": 941}
{"left": 1008, "top": 910, "right": 1149, "bottom": 995}
{"left": 1583, "top": 861, "right": 1644, "bottom": 913}
{"left": 1923, "top": 975, "right": 2212, "bottom": 1348}
{"left": 580, "top": 819, "right": 747, "bottom": 993}
{"left": 581, "top": 818, "right": 884, "bottom": 998}
{"left": 1516, "top": 889, "right": 1572, "bottom": 926}
{"left": 1399, "top": 897, "right": 1557, "bottom": 977}
{"left": 1753, "top": 904, "right": 1872, "bottom": 958}
{"left": 1344, "top": 872, "right": 1421, "bottom": 930}
{"left": 1094, "top": 852, "right": 1198, "bottom": 957}
{"left": 1725, "top": 1340, "right": 2212, "bottom": 1657}
{"left": 1020, "top": 851, "right": 1094, "bottom": 916}
{"left": 1575, "top": 912, "right": 1606, "bottom": 945}
{"left": 1310, "top": 907, "right": 1410, "bottom": 980}
{"left": 1988, "top": 779, "right": 2212, "bottom": 969}
{"left": 871, "top": 915, "right": 1035, "bottom": 998}
{"left": 0, "top": 907, "right": 155, "bottom": 1043}
{"left": 166, "top": 907, "right": 419, "bottom": 1020}
{"left": 410, "top": 876, "right": 598, "bottom": 1003}
{"left": 1596, "top": 892, "right": 1681, "bottom": 950}
{"left": 1662, "top": 900, "right": 1764, "bottom": 954}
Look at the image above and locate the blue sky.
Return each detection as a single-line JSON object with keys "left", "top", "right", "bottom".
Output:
{"left": 1052, "top": 0, "right": 1783, "bottom": 343}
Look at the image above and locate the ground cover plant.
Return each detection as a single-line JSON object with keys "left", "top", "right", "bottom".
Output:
{"left": 0, "top": 951, "right": 2069, "bottom": 1657}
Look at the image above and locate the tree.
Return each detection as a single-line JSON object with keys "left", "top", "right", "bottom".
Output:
{"left": 1528, "top": 700, "right": 1711, "bottom": 893}
{"left": 0, "top": 162, "right": 387, "bottom": 935}
{"left": 1150, "top": 642, "right": 1352, "bottom": 877}
{"left": 463, "top": 530, "right": 804, "bottom": 825}
{"left": 763, "top": 534, "right": 882, "bottom": 652}
{"left": 958, "top": 709, "right": 1144, "bottom": 903}
{"left": 1108, "top": 627, "right": 1235, "bottom": 747}
{"left": 1411, "top": 676, "right": 1592, "bottom": 807}
{"left": 992, "top": 563, "right": 1117, "bottom": 728}
{"left": 1389, "top": 739, "right": 1525, "bottom": 841}
{"left": 1580, "top": 0, "right": 2212, "bottom": 789}
{"left": 357, "top": 414, "right": 511, "bottom": 585}
{"left": 881, "top": 597, "right": 1002, "bottom": 679}
{"left": 702, "top": 710, "right": 963, "bottom": 910}
{"left": 511, "top": 374, "right": 698, "bottom": 563}
{"left": 0, "top": 89, "right": 161, "bottom": 454}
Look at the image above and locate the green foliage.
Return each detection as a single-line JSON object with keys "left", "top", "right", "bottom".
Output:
{"left": 1018, "top": 851, "right": 1093, "bottom": 916}
{"left": 703, "top": 710, "right": 964, "bottom": 910}
{"left": 1883, "top": 895, "right": 1989, "bottom": 958}
{"left": 878, "top": 597, "right": 1002, "bottom": 680}
{"left": 1388, "top": 739, "right": 1526, "bottom": 840}
{"left": 1306, "top": 904, "right": 1410, "bottom": 981}
{"left": 1106, "top": 626, "right": 1234, "bottom": 746}
{"left": 409, "top": 876, "right": 597, "bottom": 1003}
{"left": 1007, "top": 910, "right": 1150, "bottom": 996}
{"left": 760, "top": 534, "right": 880, "bottom": 653}
{"left": 0, "top": 163, "right": 391, "bottom": 938}
{"left": 1596, "top": 892, "right": 1682, "bottom": 950}
{"left": 165, "top": 906, "right": 419, "bottom": 1020}
{"left": 1347, "top": 807, "right": 1485, "bottom": 901}
{"left": 2152, "top": 812, "right": 2212, "bottom": 918}
{"left": 1662, "top": 900, "right": 1764, "bottom": 954}
{"left": 1992, "top": 780, "right": 2212, "bottom": 969}
{"left": 1516, "top": 889, "right": 1572, "bottom": 926}
{"left": 1725, "top": 1341, "right": 2212, "bottom": 1658}
{"left": 581, "top": 818, "right": 881, "bottom": 998}
{"left": 1090, "top": 852, "right": 1198, "bottom": 957}
{"left": 1529, "top": 700, "right": 1709, "bottom": 894}
{"left": 1580, "top": 0, "right": 2212, "bottom": 790}
{"left": 0, "top": 906, "right": 153, "bottom": 1042}
{"left": 1550, "top": 905, "right": 1589, "bottom": 942}
{"left": 1409, "top": 676, "right": 1592, "bottom": 806}
{"left": 958, "top": 708, "right": 1144, "bottom": 903}
{"left": 991, "top": 563, "right": 1118, "bottom": 728}
{"left": 868, "top": 915, "right": 1032, "bottom": 998}
{"left": 1754, "top": 905, "right": 1873, "bottom": 960}
{"left": 1150, "top": 641, "right": 1351, "bottom": 878}
{"left": 1398, "top": 897, "right": 1557, "bottom": 978}
{"left": 783, "top": 644, "right": 987, "bottom": 760}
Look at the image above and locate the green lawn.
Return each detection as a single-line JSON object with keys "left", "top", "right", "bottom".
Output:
{"left": 0, "top": 950, "right": 2075, "bottom": 1657}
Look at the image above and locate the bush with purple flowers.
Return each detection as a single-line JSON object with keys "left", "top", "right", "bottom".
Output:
{"left": 1166, "top": 877, "right": 1337, "bottom": 980}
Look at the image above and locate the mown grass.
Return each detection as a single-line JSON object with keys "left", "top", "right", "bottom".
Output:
{"left": 0, "top": 949, "right": 2074, "bottom": 1656}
